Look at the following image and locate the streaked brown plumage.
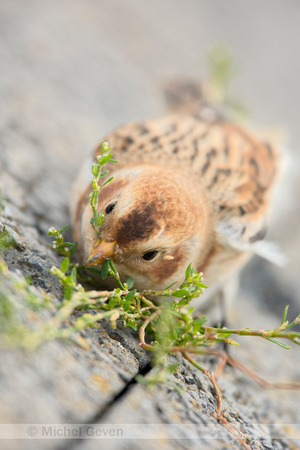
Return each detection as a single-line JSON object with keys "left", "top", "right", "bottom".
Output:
{"left": 71, "top": 114, "right": 281, "bottom": 299}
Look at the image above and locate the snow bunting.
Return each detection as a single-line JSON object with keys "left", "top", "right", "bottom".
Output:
{"left": 71, "top": 115, "right": 281, "bottom": 299}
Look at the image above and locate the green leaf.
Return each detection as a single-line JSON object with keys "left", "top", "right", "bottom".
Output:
{"left": 70, "top": 267, "right": 77, "bottom": 284}
{"left": 185, "top": 263, "right": 192, "bottom": 280}
{"left": 124, "top": 289, "right": 136, "bottom": 301}
{"left": 91, "top": 162, "right": 98, "bottom": 176}
{"left": 281, "top": 305, "right": 289, "bottom": 325}
{"left": 61, "top": 257, "right": 69, "bottom": 273}
{"left": 100, "top": 177, "right": 114, "bottom": 189}
{"left": 266, "top": 337, "right": 291, "bottom": 349}
{"left": 166, "top": 363, "right": 179, "bottom": 373}
{"left": 175, "top": 326, "right": 184, "bottom": 335}
{"left": 175, "top": 299, "right": 189, "bottom": 307}
{"left": 60, "top": 225, "right": 68, "bottom": 233}
{"left": 69, "top": 241, "right": 78, "bottom": 256}
{"left": 100, "top": 154, "right": 113, "bottom": 165}
{"left": 162, "top": 281, "right": 178, "bottom": 291}
{"left": 65, "top": 285, "right": 72, "bottom": 301}
{"left": 192, "top": 317, "right": 207, "bottom": 331}
{"left": 195, "top": 282, "right": 208, "bottom": 289}
{"left": 167, "top": 308, "right": 182, "bottom": 318}
{"left": 93, "top": 210, "right": 99, "bottom": 227}
{"left": 108, "top": 297, "right": 118, "bottom": 308}
{"left": 126, "top": 320, "right": 137, "bottom": 331}
{"left": 101, "top": 259, "right": 109, "bottom": 280}
{"left": 25, "top": 276, "right": 32, "bottom": 285}
{"left": 188, "top": 285, "right": 198, "bottom": 293}
{"left": 172, "top": 289, "right": 189, "bottom": 298}
{"left": 86, "top": 267, "right": 102, "bottom": 275}
{"left": 109, "top": 260, "right": 118, "bottom": 275}
{"left": 126, "top": 276, "right": 135, "bottom": 290}
{"left": 97, "top": 211, "right": 105, "bottom": 223}
{"left": 99, "top": 170, "right": 109, "bottom": 178}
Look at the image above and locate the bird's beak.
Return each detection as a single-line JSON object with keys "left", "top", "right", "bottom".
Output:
{"left": 85, "top": 239, "right": 116, "bottom": 266}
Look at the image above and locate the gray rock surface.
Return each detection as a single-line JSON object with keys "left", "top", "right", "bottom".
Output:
{"left": 1, "top": 1, "right": 300, "bottom": 449}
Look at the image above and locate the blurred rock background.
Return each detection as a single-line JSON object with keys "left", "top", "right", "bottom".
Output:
{"left": 1, "top": 1, "right": 300, "bottom": 449}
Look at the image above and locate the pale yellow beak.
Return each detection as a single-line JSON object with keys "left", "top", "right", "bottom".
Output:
{"left": 85, "top": 239, "right": 116, "bottom": 266}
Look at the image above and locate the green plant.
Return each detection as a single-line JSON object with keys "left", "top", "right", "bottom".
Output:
{"left": 1, "top": 141, "right": 300, "bottom": 450}
{"left": 46, "top": 142, "right": 300, "bottom": 373}
{"left": 205, "top": 43, "right": 249, "bottom": 121}
{"left": 89, "top": 141, "right": 117, "bottom": 236}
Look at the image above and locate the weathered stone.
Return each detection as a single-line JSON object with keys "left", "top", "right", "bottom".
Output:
{"left": 1, "top": 2, "right": 300, "bottom": 449}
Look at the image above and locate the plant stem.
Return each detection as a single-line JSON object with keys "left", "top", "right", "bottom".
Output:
{"left": 204, "top": 326, "right": 300, "bottom": 343}
{"left": 139, "top": 311, "right": 160, "bottom": 350}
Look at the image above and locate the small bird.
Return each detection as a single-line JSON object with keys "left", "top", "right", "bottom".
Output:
{"left": 71, "top": 114, "right": 282, "bottom": 309}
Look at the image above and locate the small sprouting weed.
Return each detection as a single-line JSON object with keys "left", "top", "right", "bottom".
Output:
{"left": 1, "top": 139, "right": 299, "bottom": 366}
{"left": 24, "top": 145, "right": 300, "bottom": 359}
{"left": 1, "top": 139, "right": 300, "bottom": 448}
{"left": 89, "top": 140, "right": 118, "bottom": 237}
{"left": 205, "top": 43, "right": 249, "bottom": 122}
{"left": 48, "top": 225, "right": 78, "bottom": 259}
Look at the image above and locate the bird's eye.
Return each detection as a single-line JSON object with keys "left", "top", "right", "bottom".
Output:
{"left": 105, "top": 202, "right": 117, "bottom": 214}
{"left": 142, "top": 250, "right": 158, "bottom": 261}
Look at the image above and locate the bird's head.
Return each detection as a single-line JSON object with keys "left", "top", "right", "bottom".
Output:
{"left": 83, "top": 165, "right": 213, "bottom": 291}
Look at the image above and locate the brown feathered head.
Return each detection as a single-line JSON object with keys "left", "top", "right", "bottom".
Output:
{"left": 83, "top": 165, "right": 213, "bottom": 291}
